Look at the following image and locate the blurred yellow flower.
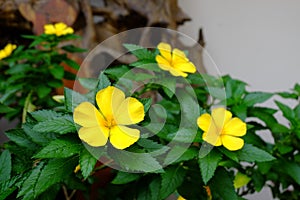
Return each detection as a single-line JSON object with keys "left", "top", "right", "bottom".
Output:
{"left": 44, "top": 22, "right": 74, "bottom": 36}
{"left": 74, "top": 164, "right": 81, "bottom": 173}
{"left": 155, "top": 42, "right": 196, "bottom": 77}
{"left": 0, "top": 43, "right": 17, "bottom": 60}
{"left": 197, "top": 108, "right": 247, "bottom": 151}
{"left": 73, "top": 86, "right": 145, "bottom": 149}
{"left": 177, "top": 195, "right": 186, "bottom": 200}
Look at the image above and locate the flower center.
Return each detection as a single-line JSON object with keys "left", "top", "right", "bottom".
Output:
{"left": 103, "top": 116, "right": 117, "bottom": 129}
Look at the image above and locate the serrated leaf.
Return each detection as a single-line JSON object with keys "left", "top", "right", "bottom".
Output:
{"left": 79, "top": 148, "right": 97, "bottom": 179}
{"left": 30, "top": 110, "right": 63, "bottom": 122}
{"left": 64, "top": 87, "right": 90, "bottom": 112}
{"left": 243, "top": 92, "right": 273, "bottom": 107}
{"left": 5, "top": 129, "right": 38, "bottom": 149}
{"left": 78, "top": 78, "right": 99, "bottom": 90}
{"left": 237, "top": 144, "right": 275, "bottom": 162}
{"left": 111, "top": 171, "right": 140, "bottom": 184}
{"left": 23, "top": 123, "right": 56, "bottom": 145}
{"left": 33, "top": 115, "right": 76, "bottom": 134}
{"left": 18, "top": 157, "right": 77, "bottom": 199}
{"left": 34, "top": 137, "right": 82, "bottom": 158}
{"left": 123, "top": 43, "right": 156, "bottom": 60}
{"left": 164, "top": 146, "right": 198, "bottom": 165}
{"left": 130, "top": 61, "right": 160, "bottom": 72}
{"left": 160, "top": 166, "right": 186, "bottom": 199}
{"left": 108, "top": 148, "right": 161, "bottom": 172}
{"left": 199, "top": 149, "right": 222, "bottom": 184}
{"left": 97, "top": 72, "right": 111, "bottom": 90}
{"left": 210, "top": 168, "right": 238, "bottom": 200}
{"left": 0, "top": 150, "right": 11, "bottom": 182}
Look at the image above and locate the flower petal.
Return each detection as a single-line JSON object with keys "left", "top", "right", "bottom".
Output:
{"left": 174, "top": 62, "right": 196, "bottom": 73}
{"left": 223, "top": 118, "right": 247, "bottom": 137}
{"left": 157, "top": 42, "right": 172, "bottom": 61}
{"left": 115, "top": 97, "right": 145, "bottom": 125}
{"left": 110, "top": 125, "right": 140, "bottom": 149}
{"left": 156, "top": 55, "right": 172, "bottom": 71}
{"left": 78, "top": 126, "right": 109, "bottom": 147}
{"left": 197, "top": 113, "right": 212, "bottom": 132}
{"left": 168, "top": 67, "right": 188, "bottom": 77}
{"left": 221, "top": 135, "right": 244, "bottom": 151}
{"left": 211, "top": 108, "right": 232, "bottom": 129}
{"left": 96, "top": 86, "right": 125, "bottom": 119}
{"left": 172, "top": 48, "right": 189, "bottom": 63}
{"left": 73, "top": 102, "right": 104, "bottom": 127}
{"left": 202, "top": 131, "right": 222, "bottom": 146}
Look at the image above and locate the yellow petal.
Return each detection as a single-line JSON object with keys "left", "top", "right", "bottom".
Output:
{"left": 156, "top": 55, "right": 172, "bottom": 71}
{"left": 211, "top": 108, "right": 232, "bottom": 129}
{"left": 197, "top": 113, "right": 212, "bottom": 132}
{"left": 221, "top": 135, "right": 244, "bottom": 151}
{"left": 115, "top": 97, "right": 145, "bottom": 125}
{"left": 168, "top": 67, "right": 188, "bottom": 77}
{"left": 73, "top": 102, "right": 104, "bottom": 127}
{"left": 202, "top": 130, "right": 222, "bottom": 146}
{"left": 172, "top": 48, "right": 189, "bottom": 63}
{"left": 174, "top": 62, "right": 196, "bottom": 73}
{"left": 44, "top": 24, "right": 55, "bottom": 34}
{"left": 223, "top": 118, "right": 247, "bottom": 137}
{"left": 55, "top": 22, "right": 67, "bottom": 30}
{"left": 157, "top": 42, "right": 172, "bottom": 61}
{"left": 0, "top": 51, "right": 6, "bottom": 60}
{"left": 64, "top": 27, "right": 74, "bottom": 34}
{"left": 78, "top": 126, "right": 109, "bottom": 147}
{"left": 96, "top": 86, "right": 125, "bottom": 119}
{"left": 109, "top": 125, "right": 140, "bottom": 149}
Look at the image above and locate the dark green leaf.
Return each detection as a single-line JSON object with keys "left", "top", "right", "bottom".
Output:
{"left": 123, "top": 44, "right": 156, "bottom": 60}
{"left": 49, "top": 64, "right": 64, "bottom": 79}
{"left": 160, "top": 166, "right": 186, "bottom": 199}
{"left": 5, "top": 129, "right": 37, "bottom": 148}
{"left": 158, "top": 77, "right": 176, "bottom": 98}
{"left": 243, "top": 92, "right": 272, "bottom": 107}
{"left": 199, "top": 149, "right": 222, "bottom": 184}
{"left": 275, "top": 100, "right": 295, "bottom": 122}
{"left": 34, "top": 137, "right": 82, "bottom": 158}
{"left": 111, "top": 171, "right": 141, "bottom": 184}
{"left": 231, "top": 104, "right": 247, "bottom": 121}
{"left": 61, "top": 45, "right": 87, "bottom": 53}
{"left": 130, "top": 61, "right": 160, "bottom": 71}
{"left": 139, "top": 98, "right": 152, "bottom": 113}
{"left": 238, "top": 144, "right": 275, "bottom": 162}
{"left": 36, "top": 85, "right": 52, "bottom": 99}
{"left": 281, "top": 161, "right": 300, "bottom": 185}
{"left": 63, "top": 58, "right": 80, "bottom": 70}
{"left": 0, "top": 103, "right": 15, "bottom": 113}
{"left": 30, "top": 110, "right": 63, "bottom": 122}
{"left": 164, "top": 146, "right": 198, "bottom": 165}
{"left": 79, "top": 148, "right": 97, "bottom": 179}
{"left": 0, "top": 150, "right": 11, "bottom": 182}
{"left": 33, "top": 115, "right": 76, "bottom": 134}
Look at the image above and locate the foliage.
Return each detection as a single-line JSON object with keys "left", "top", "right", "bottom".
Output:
{"left": 0, "top": 40, "right": 299, "bottom": 200}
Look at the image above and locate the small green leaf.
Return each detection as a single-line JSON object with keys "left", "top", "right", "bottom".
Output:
{"left": 237, "top": 144, "right": 275, "bottom": 162}
{"left": 0, "top": 150, "right": 11, "bottom": 182}
{"left": 79, "top": 148, "right": 97, "bottom": 179}
{"left": 34, "top": 137, "right": 82, "bottom": 158}
{"left": 123, "top": 44, "right": 156, "bottom": 60}
{"left": 111, "top": 171, "right": 141, "bottom": 184}
{"left": 199, "top": 149, "right": 222, "bottom": 184}
{"left": 49, "top": 64, "right": 64, "bottom": 79}
{"left": 280, "top": 160, "right": 300, "bottom": 184}
{"left": 233, "top": 172, "right": 251, "bottom": 189}
{"left": 61, "top": 45, "right": 87, "bottom": 53}
{"left": 97, "top": 72, "right": 111, "bottom": 90}
{"left": 33, "top": 115, "right": 76, "bottom": 134}
{"left": 159, "top": 78, "right": 176, "bottom": 98}
{"left": 64, "top": 87, "right": 90, "bottom": 112}
{"left": 243, "top": 92, "right": 273, "bottom": 107}
{"left": 63, "top": 58, "right": 80, "bottom": 70}
{"left": 275, "top": 100, "right": 295, "bottom": 122}
{"left": 30, "top": 110, "right": 63, "bottom": 122}
{"left": 0, "top": 103, "right": 15, "bottom": 113}
{"left": 164, "top": 146, "right": 198, "bottom": 165}
{"left": 78, "top": 78, "right": 99, "bottom": 90}
{"left": 160, "top": 166, "right": 186, "bottom": 199}
{"left": 36, "top": 85, "right": 52, "bottom": 98}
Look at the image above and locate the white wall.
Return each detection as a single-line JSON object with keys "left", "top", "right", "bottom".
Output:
{"left": 178, "top": 0, "right": 300, "bottom": 92}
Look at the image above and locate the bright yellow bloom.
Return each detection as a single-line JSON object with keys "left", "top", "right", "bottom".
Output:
{"left": 44, "top": 22, "right": 74, "bottom": 36}
{"left": 73, "top": 86, "right": 145, "bottom": 149}
{"left": 177, "top": 196, "right": 186, "bottom": 200}
{"left": 74, "top": 164, "right": 81, "bottom": 173}
{"left": 0, "top": 43, "right": 17, "bottom": 60}
{"left": 155, "top": 42, "right": 196, "bottom": 77}
{"left": 197, "top": 108, "right": 247, "bottom": 151}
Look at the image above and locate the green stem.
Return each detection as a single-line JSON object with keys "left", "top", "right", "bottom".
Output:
{"left": 22, "top": 90, "right": 33, "bottom": 123}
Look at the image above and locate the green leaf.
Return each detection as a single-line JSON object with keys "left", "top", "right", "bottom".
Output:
{"left": 64, "top": 87, "right": 90, "bottom": 112}
{"left": 78, "top": 78, "right": 99, "bottom": 90}
{"left": 207, "top": 87, "right": 226, "bottom": 100}
{"left": 105, "top": 65, "right": 130, "bottom": 78}
{"left": 225, "top": 78, "right": 246, "bottom": 100}
{"left": 123, "top": 43, "right": 156, "bottom": 60}
{"left": 243, "top": 92, "right": 273, "bottom": 107}
{"left": 108, "top": 148, "right": 162, "bottom": 172}
{"left": 36, "top": 85, "right": 52, "bottom": 98}
{"left": 23, "top": 123, "right": 56, "bottom": 146}
{"left": 275, "top": 100, "right": 295, "bottom": 122}
{"left": 18, "top": 157, "right": 77, "bottom": 199}
{"left": 33, "top": 115, "right": 76, "bottom": 134}
{"left": 111, "top": 171, "right": 141, "bottom": 184}
{"left": 0, "top": 102, "right": 15, "bottom": 113}
{"left": 79, "top": 148, "right": 97, "bottom": 179}
{"left": 97, "top": 72, "right": 111, "bottom": 90}
{"left": 199, "top": 149, "right": 222, "bottom": 184}
{"left": 164, "top": 146, "right": 198, "bottom": 165}
{"left": 61, "top": 45, "right": 87, "bottom": 53}
{"left": 63, "top": 58, "right": 80, "bottom": 70}
{"left": 280, "top": 160, "right": 300, "bottom": 185}
{"left": 218, "top": 147, "right": 239, "bottom": 162}
{"left": 5, "top": 128, "right": 38, "bottom": 149}
{"left": 233, "top": 172, "right": 251, "bottom": 189}
{"left": 139, "top": 98, "right": 152, "bottom": 113}
{"left": 160, "top": 166, "right": 186, "bottom": 199}
{"left": 34, "top": 137, "right": 82, "bottom": 158}
{"left": 130, "top": 61, "right": 160, "bottom": 72}
{"left": 0, "top": 150, "right": 11, "bottom": 182}
{"left": 159, "top": 78, "right": 176, "bottom": 98}
{"left": 49, "top": 64, "right": 64, "bottom": 79}
{"left": 231, "top": 104, "right": 247, "bottom": 121}
{"left": 30, "top": 110, "right": 63, "bottom": 122}
{"left": 237, "top": 144, "right": 275, "bottom": 162}
{"left": 210, "top": 168, "right": 238, "bottom": 200}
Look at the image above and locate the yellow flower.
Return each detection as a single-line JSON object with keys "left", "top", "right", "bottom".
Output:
{"left": 197, "top": 108, "right": 247, "bottom": 151}
{"left": 74, "top": 164, "right": 81, "bottom": 173}
{"left": 73, "top": 86, "right": 145, "bottom": 149}
{"left": 177, "top": 196, "right": 186, "bottom": 200}
{"left": 0, "top": 43, "right": 17, "bottom": 60}
{"left": 155, "top": 42, "right": 196, "bottom": 77}
{"left": 44, "top": 22, "right": 74, "bottom": 36}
